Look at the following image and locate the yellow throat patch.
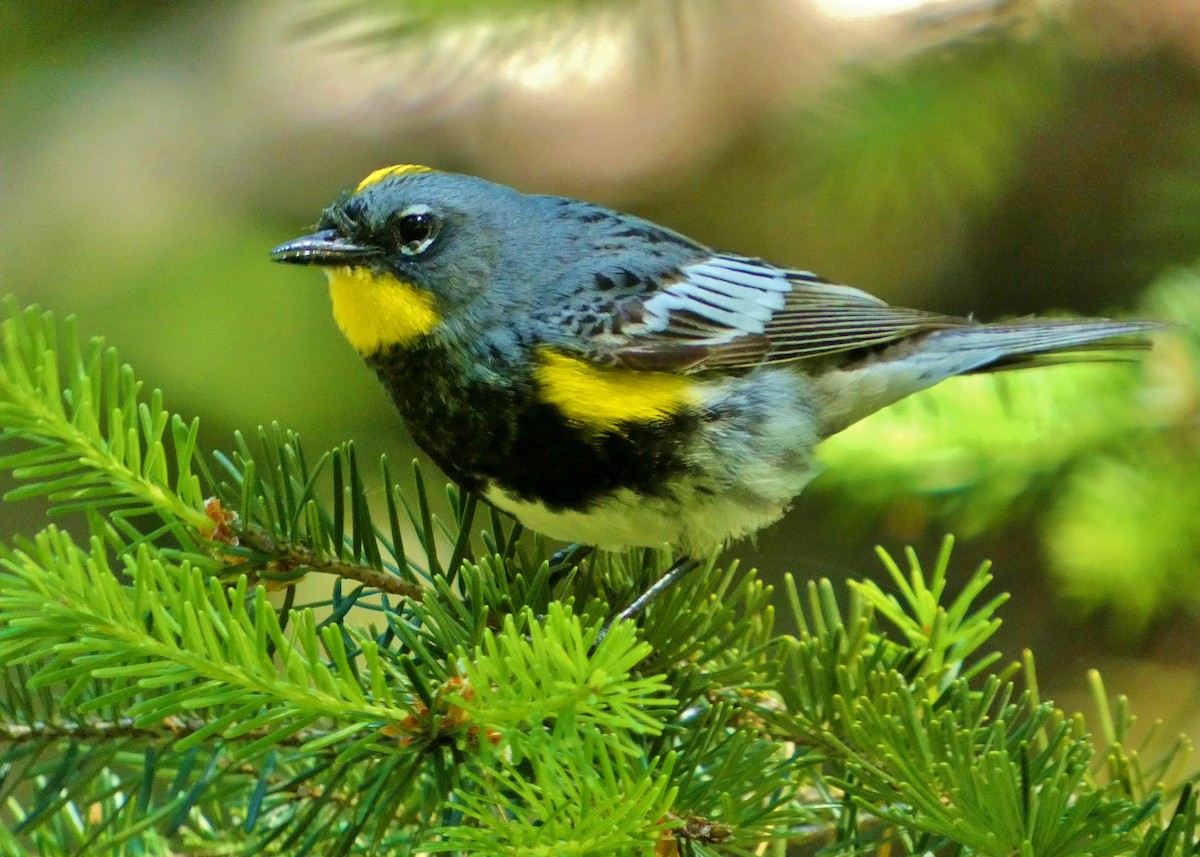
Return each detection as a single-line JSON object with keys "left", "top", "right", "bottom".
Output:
{"left": 534, "top": 349, "right": 697, "bottom": 433}
{"left": 355, "top": 164, "right": 434, "bottom": 192}
{"left": 326, "top": 267, "right": 440, "bottom": 354}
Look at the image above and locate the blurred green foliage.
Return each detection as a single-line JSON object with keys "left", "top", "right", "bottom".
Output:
{"left": 320, "top": 0, "right": 704, "bottom": 40}
{"left": 0, "top": 0, "right": 179, "bottom": 73}
{"left": 819, "top": 269, "right": 1200, "bottom": 634}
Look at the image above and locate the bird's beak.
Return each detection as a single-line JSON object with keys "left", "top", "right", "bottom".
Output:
{"left": 270, "top": 229, "right": 378, "bottom": 266}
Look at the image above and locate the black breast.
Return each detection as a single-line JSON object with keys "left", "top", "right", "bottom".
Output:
{"left": 367, "top": 343, "right": 699, "bottom": 511}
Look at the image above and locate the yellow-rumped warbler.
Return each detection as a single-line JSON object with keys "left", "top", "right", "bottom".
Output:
{"left": 271, "top": 165, "right": 1156, "bottom": 618}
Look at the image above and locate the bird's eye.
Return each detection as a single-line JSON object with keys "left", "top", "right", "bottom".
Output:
{"left": 395, "top": 205, "right": 439, "bottom": 256}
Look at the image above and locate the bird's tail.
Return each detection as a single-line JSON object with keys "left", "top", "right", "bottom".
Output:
{"left": 814, "top": 317, "right": 1160, "bottom": 436}
{"left": 927, "top": 318, "right": 1159, "bottom": 372}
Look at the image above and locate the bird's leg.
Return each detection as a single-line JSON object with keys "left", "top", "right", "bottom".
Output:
{"left": 594, "top": 555, "right": 701, "bottom": 645}
{"left": 549, "top": 543, "right": 593, "bottom": 570}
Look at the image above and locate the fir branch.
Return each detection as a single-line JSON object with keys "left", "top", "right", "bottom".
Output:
{"left": 0, "top": 301, "right": 438, "bottom": 606}
{"left": 765, "top": 542, "right": 1190, "bottom": 857}
{"left": 854, "top": 535, "right": 1008, "bottom": 686}
{"left": 2, "top": 295, "right": 1198, "bottom": 855}
{"left": 0, "top": 528, "right": 418, "bottom": 739}
{"left": 0, "top": 300, "right": 211, "bottom": 536}
{"left": 0, "top": 711, "right": 345, "bottom": 754}
{"left": 234, "top": 529, "right": 425, "bottom": 601}
{"left": 431, "top": 733, "right": 677, "bottom": 856}
{"left": 455, "top": 604, "right": 675, "bottom": 739}
{"left": 207, "top": 432, "right": 447, "bottom": 601}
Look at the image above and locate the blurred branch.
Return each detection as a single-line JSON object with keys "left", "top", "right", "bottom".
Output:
{"left": 817, "top": 269, "right": 1200, "bottom": 630}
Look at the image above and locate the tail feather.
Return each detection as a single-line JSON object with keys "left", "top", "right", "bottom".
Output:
{"left": 923, "top": 318, "right": 1160, "bottom": 373}
{"left": 814, "top": 317, "right": 1161, "bottom": 436}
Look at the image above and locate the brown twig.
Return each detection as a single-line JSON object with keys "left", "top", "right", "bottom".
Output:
{"left": 0, "top": 715, "right": 322, "bottom": 748}
{"left": 210, "top": 511, "right": 427, "bottom": 601}
{"left": 282, "top": 547, "right": 426, "bottom": 600}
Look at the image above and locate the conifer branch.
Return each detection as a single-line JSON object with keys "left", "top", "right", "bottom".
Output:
{"left": 0, "top": 300, "right": 212, "bottom": 535}
{"left": 1, "top": 295, "right": 1196, "bottom": 855}
{"left": 232, "top": 524, "right": 426, "bottom": 601}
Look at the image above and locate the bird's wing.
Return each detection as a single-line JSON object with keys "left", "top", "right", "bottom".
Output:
{"left": 583, "top": 253, "right": 968, "bottom": 373}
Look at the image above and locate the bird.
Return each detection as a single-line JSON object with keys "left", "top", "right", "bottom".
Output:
{"left": 271, "top": 164, "right": 1157, "bottom": 624}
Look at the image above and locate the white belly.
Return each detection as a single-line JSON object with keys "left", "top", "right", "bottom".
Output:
{"left": 484, "top": 481, "right": 807, "bottom": 555}
{"left": 484, "top": 369, "right": 822, "bottom": 555}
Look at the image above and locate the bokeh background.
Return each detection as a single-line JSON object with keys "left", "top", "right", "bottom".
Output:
{"left": 3, "top": 0, "right": 1200, "bottom": 750}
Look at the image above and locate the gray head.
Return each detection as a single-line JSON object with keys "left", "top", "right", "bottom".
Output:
{"left": 272, "top": 166, "right": 551, "bottom": 354}
{"left": 270, "top": 165, "right": 704, "bottom": 356}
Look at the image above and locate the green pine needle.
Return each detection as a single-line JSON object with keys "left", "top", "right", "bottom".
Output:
{"left": 0, "top": 299, "right": 211, "bottom": 537}
{"left": 1, "top": 293, "right": 1197, "bottom": 854}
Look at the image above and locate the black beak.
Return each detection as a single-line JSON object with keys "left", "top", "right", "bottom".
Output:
{"left": 270, "top": 229, "right": 379, "bottom": 266}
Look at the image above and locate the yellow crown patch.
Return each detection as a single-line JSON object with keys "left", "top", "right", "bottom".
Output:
{"left": 355, "top": 164, "right": 434, "bottom": 193}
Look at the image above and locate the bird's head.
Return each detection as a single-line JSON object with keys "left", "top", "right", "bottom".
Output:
{"left": 271, "top": 165, "right": 516, "bottom": 356}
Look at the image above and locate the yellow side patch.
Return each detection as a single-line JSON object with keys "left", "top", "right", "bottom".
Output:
{"left": 326, "top": 267, "right": 439, "bottom": 354}
{"left": 534, "top": 349, "right": 697, "bottom": 433}
{"left": 355, "top": 164, "right": 434, "bottom": 192}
